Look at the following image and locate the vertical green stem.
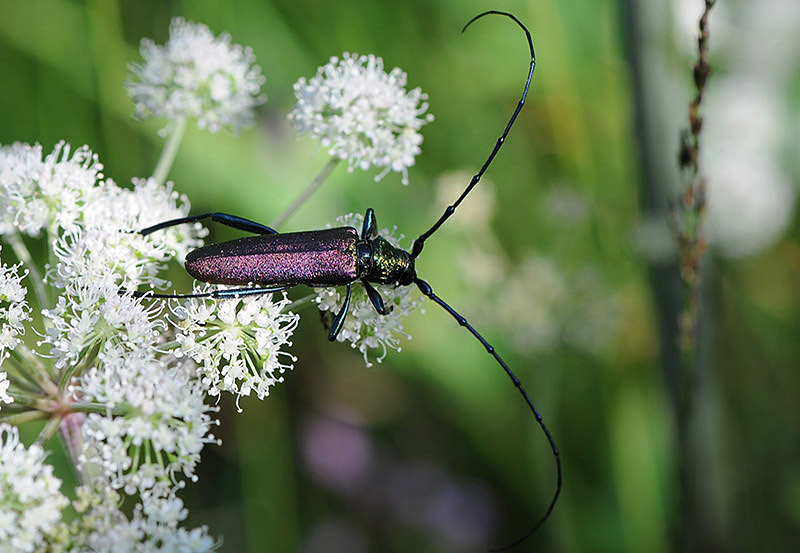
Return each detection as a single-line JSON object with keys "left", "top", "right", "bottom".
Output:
{"left": 0, "top": 410, "right": 47, "bottom": 425}
{"left": 152, "top": 118, "right": 188, "bottom": 186}
{"left": 6, "top": 232, "right": 48, "bottom": 310}
{"left": 269, "top": 157, "right": 340, "bottom": 228}
{"left": 36, "top": 413, "right": 63, "bottom": 446}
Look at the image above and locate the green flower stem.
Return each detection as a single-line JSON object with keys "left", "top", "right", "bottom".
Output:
{"left": 158, "top": 340, "right": 181, "bottom": 352}
{"left": 270, "top": 157, "right": 341, "bottom": 228}
{"left": 13, "top": 344, "right": 57, "bottom": 395}
{"left": 152, "top": 118, "right": 188, "bottom": 186}
{"left": 70, "top": 401, "right": 117, "bottom": 414}
{"left": 35, "top": 413, "right": 62, "bottom": 446}
{"left": 286, "top": 293, "right": 318, "bottom": 311}
{"left": 58, "top": 343, "right": 100, "bottom": 393}
{"left": 0, "top": 410, "right": 47, "bottom": 425}
{"left": 6, "top": 232, "right": 48, "bottom": 311}
{"left": 6, "top": 351, "right": 46, "bottom": 392}
{"left": 5, "top": 390, "right": 44, "bottom": 406}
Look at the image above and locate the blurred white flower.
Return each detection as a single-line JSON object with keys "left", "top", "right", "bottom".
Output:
{"left": 492, "top": 255, "right": 566, "bottom": 352}
{"left": 541, "top": 186, "right": 589, "bottom": 226}
{"left": 72, "top": 485, "right": 218, "bottom": 552}
{"left": 671, "top": 0, "right": 800, "bottom": 259}
{"left": 473, "top": 253, "right": 620, "bottom": 354}
{"left": 433, "top": 171, "right": 495, "bottom": 232}
{"left": 0, "top": 424, "right": 69, "bottom": 552}
{"left": 126, "top": 18, "right": 265, "bottom": 133}
{"left": 672, "top": 0, "right": 800, "bottom": 79}
{"left": 289, "top": 53, "right": 433, "bottom": 184}
{"left": 316, "top": 213, "right": 423, "bottom": 366}
{"left": 173, "top": 289, "right": 299, "bottom": 408}
{"left": 702, "top": 79, "right": 796, "bottom": 258}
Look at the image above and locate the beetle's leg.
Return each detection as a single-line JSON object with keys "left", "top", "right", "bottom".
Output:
{"left": 125, "top": 284, "right": 289, "bottom": 300}
{"left": 328, "top": 283, "right": 353, "bottom": 341}
{"left": 361, "top": 208, "right": 378, "bottom": 240}
{"left": 139, "top": 212, "right": 278, "bottom": 236}
{"left": 362, "top": 280, "right": 391, "bottom": 315}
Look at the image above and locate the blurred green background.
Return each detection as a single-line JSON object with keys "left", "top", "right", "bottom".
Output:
{"left": 2, "top": 0, "right": 799, "bottom": 552}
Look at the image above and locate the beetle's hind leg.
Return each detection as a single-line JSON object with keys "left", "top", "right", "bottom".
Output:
{"left": 139, "top": 212, "right": 278, "bottom": 236}
{"left": 126, "top": 284, "right": 290, "bottom": 300}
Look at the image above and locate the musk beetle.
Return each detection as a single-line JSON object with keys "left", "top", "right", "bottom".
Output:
{"left": 133, "top": 11, "right": 560, "bottom": 549}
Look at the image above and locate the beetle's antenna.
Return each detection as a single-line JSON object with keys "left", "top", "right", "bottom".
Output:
{"left": 414, "top": 277, "right": 561, "bottom": 550}
{"left": 410, "top": 11, "right": 535, "bottom": 261}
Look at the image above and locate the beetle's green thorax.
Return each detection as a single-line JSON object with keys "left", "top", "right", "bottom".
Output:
{"left": 363, "top": 236, "right": 416, "bottom": 285}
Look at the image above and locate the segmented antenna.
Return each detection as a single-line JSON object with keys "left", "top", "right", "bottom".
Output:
{"left": 412, "top": 12, "right": 559, "bottom": 550}
{"left": 410, "top": 10, "right": 536, "bottom": 260}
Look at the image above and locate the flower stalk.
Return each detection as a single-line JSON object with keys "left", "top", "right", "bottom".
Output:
{"left": 6, "top": 232, "right": 48, "bottom": 309}
{"left": 153, "top": 118, "right": 188, "bottom": 186}
{"left": 270, "top": 157, "right": 340, "bottom": 228}
{"left": 675, "top": 0, "right": 716, "bottom": 354}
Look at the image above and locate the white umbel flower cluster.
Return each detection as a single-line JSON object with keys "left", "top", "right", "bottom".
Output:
{"left": 173, "top": 289, "right": 299, "bottom": 409}
{"left": 71, "top": 485, "right": 217, "bottom": 552}
{"left": 126, "top": 18, "right": 265, "bottom": 133}
{"left": 289, "top": 53, "right": 434, "bottom": 184}
{"left": 78, "top": 351, "right": 219, "bottom": 495}
{"left": 0, "top": 424, "right": 69, "bottom": 552}
{"left": 0, "top": 140, "right": 299, "bottom": 549}
{"left": 315, "top": 213, "right": 423, "bottom": 366}
{"left": 0, "top": 141, "right": 103, "bottom": 237}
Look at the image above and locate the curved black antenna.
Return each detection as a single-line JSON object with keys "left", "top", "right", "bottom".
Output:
{"left": 410, "top": 11, "right": 536, "bottom": 260}
{"left": 414, "top": 277, "right": 561, "bottom": 550}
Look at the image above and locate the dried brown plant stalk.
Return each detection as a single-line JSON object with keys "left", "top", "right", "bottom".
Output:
{"left": 675, "top": 0, "right": 716, "bottom": 352}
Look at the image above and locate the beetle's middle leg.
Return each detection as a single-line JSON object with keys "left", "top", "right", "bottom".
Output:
{"left": 328, "top": 283, "right": 353, "bottom": 341}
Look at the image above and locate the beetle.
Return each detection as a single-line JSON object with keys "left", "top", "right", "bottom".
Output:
{"left": 133, "top": 11, "right": 560, "bottom": 549}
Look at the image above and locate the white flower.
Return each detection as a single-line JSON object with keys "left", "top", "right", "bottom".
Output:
{"left": 467, "top": 252, "right": 620, "bottom": 354}
{"left": 0, "top": 247, "right": 30, "bottom": 387}
{"left": 126, "top": 18, "right": 265, "bottom": 133}
{"left": 0, "top": 424, "right": 69, "bottom": 552}
{"left": 72, "top": 485, "right": 218, "bottom": 552}
{"left": 702, "top": 79, "right": 796, "bottom": 258}
{"left": 0, "top": 372, "right": 11, "bottom": 406}
{"left": 76, "top": 351, "right": 219, "bottom": 495}
{"left": 172, "top": 289, "right": 299, "bottom": 408}
{"left": 0, "top": 141, "right": 103, "bottom": 237}
{"left": 49, "top": 178, "right": 204, "bottom": 294}
{"left": 433, "top": 171, "right": 496, "bottom": 232}
{"left": 315, "top": 213, "right": 423, "bottom": 366}
{"left": 289, "top": 53, "right": 433, "bottom": 184}
{"left": 40, "top": 177, "right": 203, "bottom": 369}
